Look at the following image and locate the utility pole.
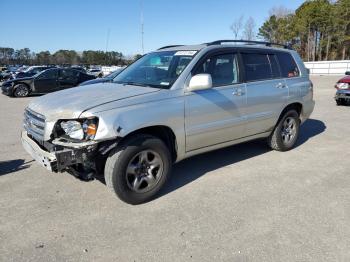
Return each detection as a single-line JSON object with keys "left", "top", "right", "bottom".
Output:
{"left": 105, "top": 28, "right": 110, "bottom": 65}
{"left": 140, "top": 0, "right": 144, "bottom": 54}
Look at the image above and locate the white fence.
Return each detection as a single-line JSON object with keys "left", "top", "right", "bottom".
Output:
{"left": 304, "top": 60, "right": 350, "bottom": 75}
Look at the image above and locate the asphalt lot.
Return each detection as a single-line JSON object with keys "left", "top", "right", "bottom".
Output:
{"left": 0, "top": 76, "right": 349, "bottom": 262}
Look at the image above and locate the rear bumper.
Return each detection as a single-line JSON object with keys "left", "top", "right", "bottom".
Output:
{"left": 301, "top": 100, "right": 315, "bottom": 123}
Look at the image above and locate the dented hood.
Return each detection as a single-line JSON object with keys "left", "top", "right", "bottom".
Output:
{"left": 28, "top": 83, "right": 160, "bottom": 121}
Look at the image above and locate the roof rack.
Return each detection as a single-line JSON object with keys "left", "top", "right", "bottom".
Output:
{"left": 157, "top": 45, "right": 184, "bottom": 50}
{"left": 207, "top": 40, "right": 291, "bottom": 49}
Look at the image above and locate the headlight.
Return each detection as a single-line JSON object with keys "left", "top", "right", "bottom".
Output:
{"left": 336, "top": 82, "right": 349, "bottom": 89}
{"left": 60, "top": 118, "right": 98, "bottom": 140}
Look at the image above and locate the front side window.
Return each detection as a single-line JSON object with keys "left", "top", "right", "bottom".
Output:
{"left": 113, "top": 51, "right": 196, "bottom": 89}
{"left": 194, "top": 53, "right": 239, "bottom": 87}
{"left": 60, "top": 69, "right": 79, "bottom": 80}
{"left": 36, "top": 69, "right": 58, "bottom": 79}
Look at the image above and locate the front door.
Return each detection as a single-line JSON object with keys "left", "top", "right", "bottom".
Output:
{"left": 33, "top": 69, "right": 59, "bottom": 93}
{"left": 185, "top": 52, "right": 246, "bottom": 151}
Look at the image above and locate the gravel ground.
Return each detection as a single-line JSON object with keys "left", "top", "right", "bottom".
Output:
{"left": 0, "top": 76, "right": 349, "bottom": 262}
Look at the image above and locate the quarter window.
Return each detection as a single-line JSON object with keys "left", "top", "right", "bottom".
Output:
{"left": 195, "top": 53, "right": 239, "bottom": 87}
{"left": 276, "top": 52, "right": 300, "bottom": 78}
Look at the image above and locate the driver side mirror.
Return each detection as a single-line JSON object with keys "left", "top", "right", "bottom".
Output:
{"left": 188, "top": 74, "right": 212, "bottom": 92}
{"left": 345, "top": 71, "right": 350, "bottom": 76}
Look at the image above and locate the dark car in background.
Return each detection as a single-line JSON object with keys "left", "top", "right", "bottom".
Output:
{"left": 0, "top": 66, "right": 19, "bottom": 81}
{"left": 1, "top": 68, "right": 95, "bottom": 97}
{"left": 79, "top": 67, "right": 124, "bottom": 86}
{"left": 335, "top": 71, "right": 350, "bottom": 106}
{"left": 12, "top": 66, "right": 56, "bottom": 80}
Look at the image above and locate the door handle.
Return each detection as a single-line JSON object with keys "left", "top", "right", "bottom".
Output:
{"left": 276, "top": 82, "right": 287, "bottom": 89}
{"left": 232, "top": 88, "right": 245, "bottom": 96}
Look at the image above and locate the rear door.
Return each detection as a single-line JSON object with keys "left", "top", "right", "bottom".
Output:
{"left": 241, "top": 51, "right": 288, "bottom": 136}
{"left": 58, "top": 69, "right": 80, "bottom": 89}
{"left": 33, "top": 69, "right": 59, "bottom": 93}
{"left": 185, "top": 51, "right": 247, "bottom": 151}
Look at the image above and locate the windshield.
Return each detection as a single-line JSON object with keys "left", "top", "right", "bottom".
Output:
{"left": 113, "top": 51, "right": 196, "bottom": 89}
{"left": 106, "top": 68, "right": 124, "bottom": 78}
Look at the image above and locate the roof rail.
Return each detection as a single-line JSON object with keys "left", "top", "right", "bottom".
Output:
{"left": 207, "top": 40, "right": 291, "bottom": 49}
{"left": 157, "top": 45, "right": 184, "bottom": 50}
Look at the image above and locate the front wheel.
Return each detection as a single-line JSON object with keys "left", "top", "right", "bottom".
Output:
{"left": 267, "top": 110, "right": 300, "bottom": 151}
{"left": 104, "top": 134, "right": 172, "bottom": 205}
{"left": 336, "top": 99, "right": 344, "bottom": 106}
{"left": 13, "top": 84, "right": 30, "bottom": 97}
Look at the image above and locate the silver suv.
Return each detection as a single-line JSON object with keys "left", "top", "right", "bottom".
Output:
{"left": 21, "top": 40, "right": 315, "bottom": 204}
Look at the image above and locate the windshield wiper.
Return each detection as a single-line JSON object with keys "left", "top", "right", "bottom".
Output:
{"left": 114, "top": 81, "right": 159, "bottom": 88}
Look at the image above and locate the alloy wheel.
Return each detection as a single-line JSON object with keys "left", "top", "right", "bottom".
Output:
{"left": 125, "top": 150, "right": 164, "bottom": 193}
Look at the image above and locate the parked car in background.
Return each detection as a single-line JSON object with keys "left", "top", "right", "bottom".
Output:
{"left": 334, "top": 71, "right": 350, "bottom": 105}
{"left": 1, "top": 68, "right": 95, "bottom": 97}
{"left": 88, "top": 68, "right": 103, "bottom": 78}
{"left": 70, "top": 66, "right": 87, "bottom": 73}
{"left": 11, "top": 66, "right": 56, "bottom": 80}
{"left": 20, "top": 40, "right": 314, "bottom": 204}
{"left": 0, "top": 66, "right": 18, "bottom": 81}
{"left": 79, "top": 67, "right": 125, "bottom": 86}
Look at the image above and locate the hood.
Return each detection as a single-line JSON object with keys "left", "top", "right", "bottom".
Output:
{"left": 2, "top": 76, "right": 33, "bottom": 85}
{"left": 79, "top": 78, "right": 110, "bottom": 86}
{"left": 28, "top": 82, "right": 160, "bottom": 121}
{"left": 338, "top": 75, "right": 350, "bottom": 83}
{"left": 12, "top": 76, "right": 34, "bottom": 81}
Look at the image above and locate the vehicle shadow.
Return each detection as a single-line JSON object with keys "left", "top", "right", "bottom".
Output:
{"left": 0, "top": 159, "right": 33, "bottom": 176}
{"left": 157, "top": 118, "right": 326, "bottom": 199}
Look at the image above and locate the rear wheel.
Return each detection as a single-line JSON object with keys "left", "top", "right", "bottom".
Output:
{"left": 267, "top": 110, "right": 300, "bottom": 151}
{"left": 104, "top": 134, "right": 172, "bottom": 205}
{"left": 13, "top": 84, "right": 29, "bottom": 97}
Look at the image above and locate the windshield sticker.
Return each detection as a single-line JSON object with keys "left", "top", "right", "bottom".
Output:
{"left": 174, "top": 51, "right": 197, "bottom": 56}
{"left": 160, "top": 82, "right": 170, "bottom": 86}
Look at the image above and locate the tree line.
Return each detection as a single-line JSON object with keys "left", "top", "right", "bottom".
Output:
{"left": 259, "top": 0, "right": 349, "bottom": 61}
{"left": 231, "top": 0, "right": 349, "bottom": 61}
{"left": 0, "top": 48, "right": 138, "bottom": 66}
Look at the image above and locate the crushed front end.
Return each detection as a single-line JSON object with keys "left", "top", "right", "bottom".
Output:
{"left": 22, "top": 107, "right": 104, "bottom": 180}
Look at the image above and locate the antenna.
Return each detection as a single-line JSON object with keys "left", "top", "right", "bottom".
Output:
{"left": 105, "top": 28, "right": 111, "bottom": 53}
{"left": 140, "top": 0, "right": 144, "bottom": 54}
{"left": 105, "top": 28, "right": 111, "bottom": 65}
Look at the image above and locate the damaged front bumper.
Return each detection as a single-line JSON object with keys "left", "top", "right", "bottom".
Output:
{"left": 21, "top": 131, "right": 99, "bottom": 179}
{"left": 335, "top": 89, "right": 350, "bottom": 100}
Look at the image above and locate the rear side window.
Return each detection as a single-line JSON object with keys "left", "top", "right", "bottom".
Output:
{"left": 276, "top": 52, "right": 300, "bottom": 78}
{"left": 241, "top": 53, "right": 273, "bottom": 81}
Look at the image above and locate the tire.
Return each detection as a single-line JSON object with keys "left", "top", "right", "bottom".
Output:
{"left": 13, "top": 83, "right": 30, "bottom": 97}
{"left": 267, "top": 110, "right": 300, "bottom": 152}
{"left": 336, "top": 99, "right": 344, "bottom": 106}
{"left": 104, "top": 134, "right": 172, "bottom": 205}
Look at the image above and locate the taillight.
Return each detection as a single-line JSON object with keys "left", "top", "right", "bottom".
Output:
{"left": 310, "top": 80, "right": 314, "bottom": 100}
